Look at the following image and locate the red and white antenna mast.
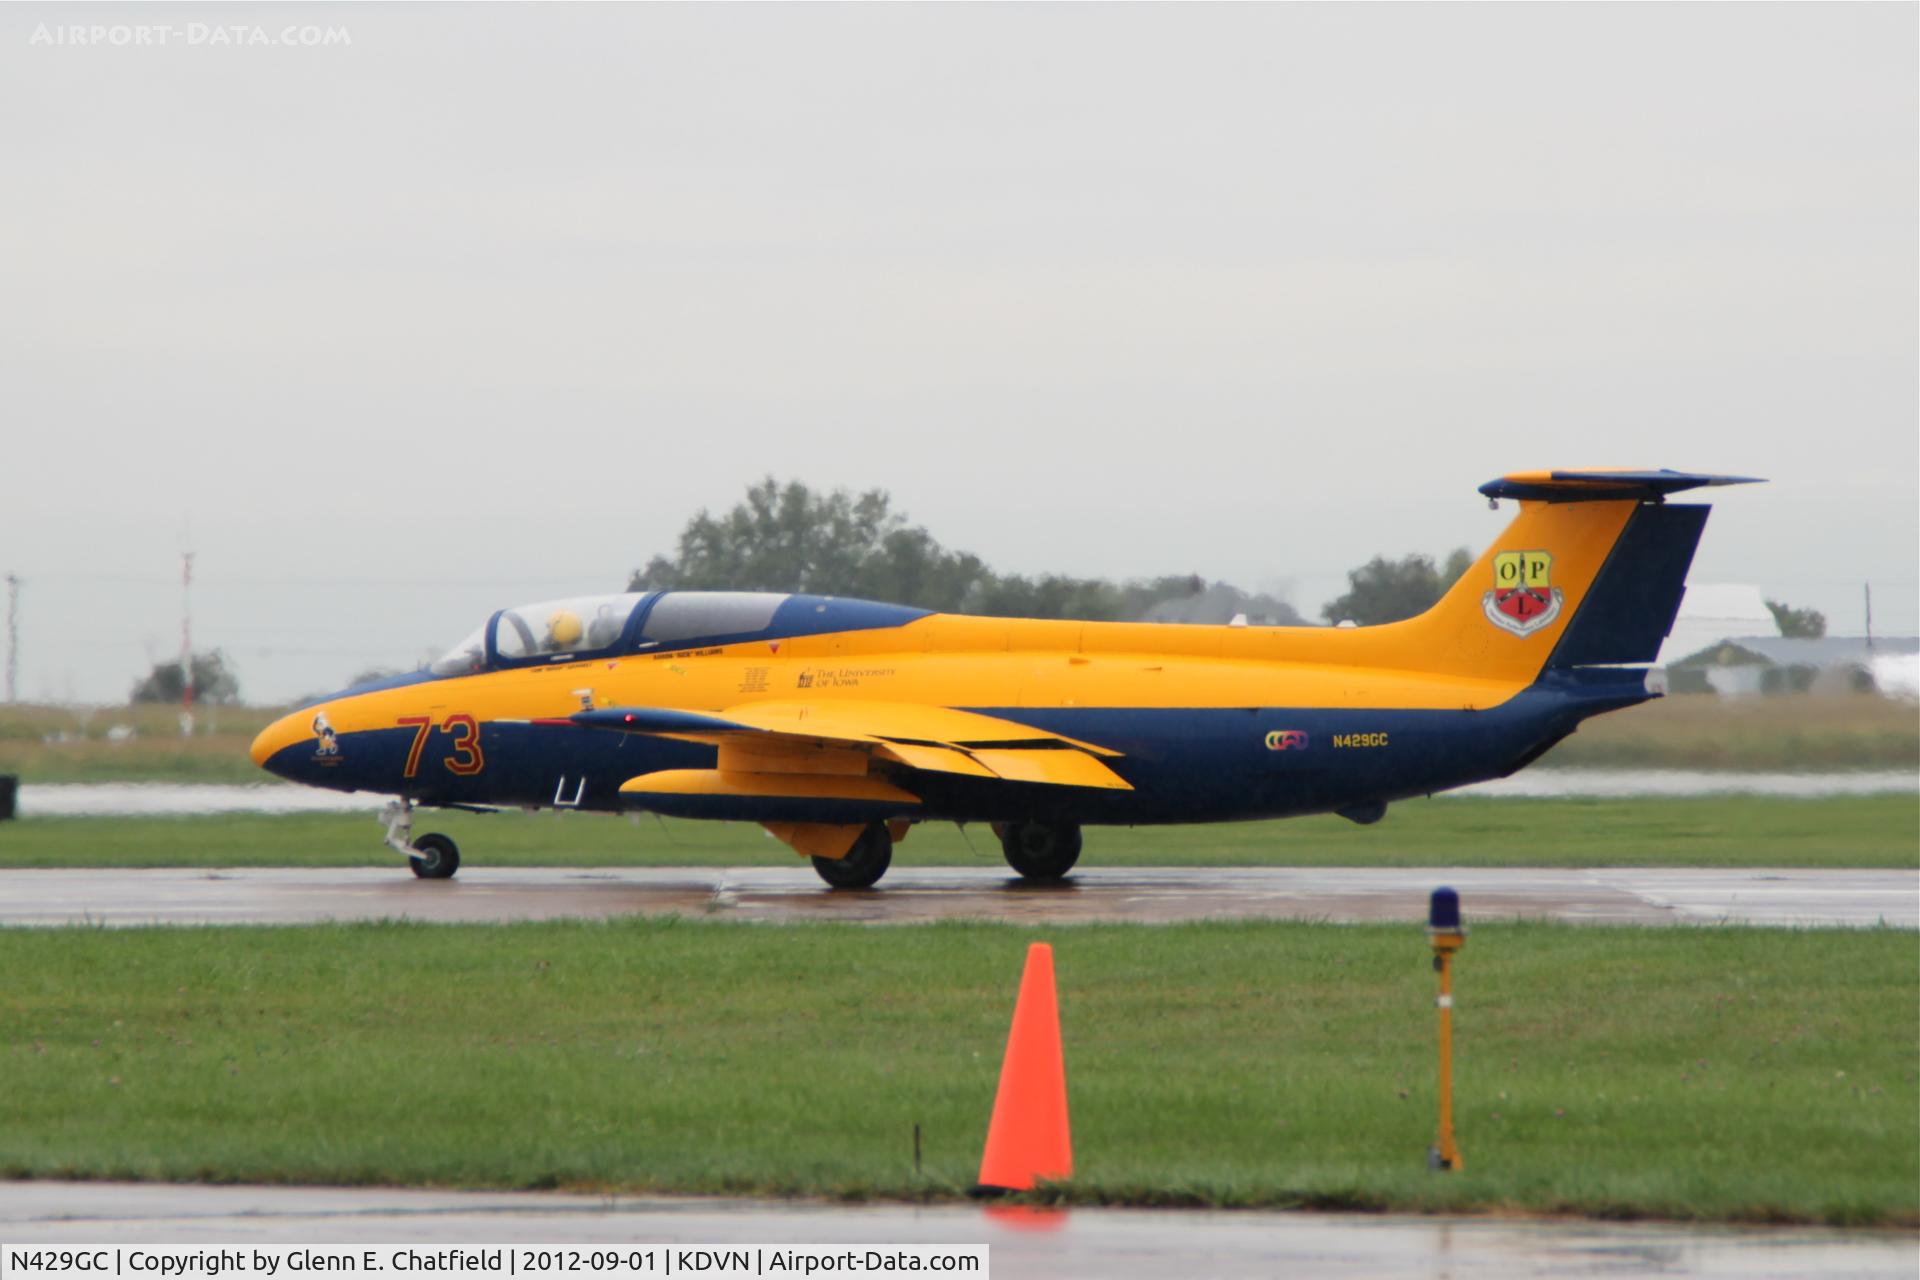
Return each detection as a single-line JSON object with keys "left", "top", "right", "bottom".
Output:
{"left": 4, "top": 573, "right": 18, "bottom": 705}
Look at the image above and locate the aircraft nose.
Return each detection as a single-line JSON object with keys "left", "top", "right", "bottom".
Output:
{"left": 251, "top": 709, "right": 312, "bottom": 775}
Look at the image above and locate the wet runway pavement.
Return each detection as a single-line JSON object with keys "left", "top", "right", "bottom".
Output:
{"left": 2, "top": 1182, "right": 1914, "bottom": 1279}
{"left": 3, "top": 865, "right": 1914, "bottom": 928}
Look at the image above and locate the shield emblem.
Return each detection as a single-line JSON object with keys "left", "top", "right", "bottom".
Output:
{"left": 1483, "top": 550, "right": 1563, "bottom": 636}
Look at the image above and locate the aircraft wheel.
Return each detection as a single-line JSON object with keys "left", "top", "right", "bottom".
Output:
{"left": 999, "top": 821, "right": 1082, "bottom": 881}
{"left": 409, "top": 832, "right": 460, "bottom": 879}
{"left": 811, "top": 823, "right": 892, "bottom": 890}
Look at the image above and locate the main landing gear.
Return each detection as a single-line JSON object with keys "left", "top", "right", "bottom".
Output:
{"left": 996, "top": 821, "right": 1082, "bottom": 882}
{"left": 811, "top": 822, "right": 893, "bottom": 890}
{"left": 382, "top": 798, "right": 461, "bottom": 880}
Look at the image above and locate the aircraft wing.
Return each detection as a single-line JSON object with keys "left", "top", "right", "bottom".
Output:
{"left": 555, "top": 701, "right": 1131, "bottom": 791}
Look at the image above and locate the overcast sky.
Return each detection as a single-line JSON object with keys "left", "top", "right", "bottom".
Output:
{"left": 3, "top": 3, "right": 1915, "bottom": 705}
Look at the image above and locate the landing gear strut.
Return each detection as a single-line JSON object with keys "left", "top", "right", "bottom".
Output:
{"left": 811, "top": 822, "right": 892, "bottom": 890}
{"left": 382, "top": 798, "right": 461, "bottom": 880}
{"left": 997, "top": 821, "right": 1082, "bottom": 882}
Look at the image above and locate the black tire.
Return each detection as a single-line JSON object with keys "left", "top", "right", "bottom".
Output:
{"left": 999, "top": 822, "right": 1082, "bottom": 881}
{"left": 811, "top": 823, "right": 892, "bottom": 889}
{"left": 409, "top": 832, "right": 460, "bottom": 879}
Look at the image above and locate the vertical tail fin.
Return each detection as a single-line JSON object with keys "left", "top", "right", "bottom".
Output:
{"left": 1375, "top": 470, "right": 1760, "bottom": 683}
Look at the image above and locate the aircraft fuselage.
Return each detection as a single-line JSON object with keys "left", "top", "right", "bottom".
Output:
{"left": 254, "top": 616, "right": 1644, "bottom": 826}
{"left": 250, "top": 470, "right": 1755, "bottom": 885}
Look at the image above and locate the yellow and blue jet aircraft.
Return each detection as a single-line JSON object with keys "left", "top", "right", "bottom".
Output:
{"left": 253, "top": 469, "right": 1757, "bottom": 888}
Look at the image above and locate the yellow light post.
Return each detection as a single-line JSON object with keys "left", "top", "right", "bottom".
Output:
{"left": 1427, "top": 886, "right": 1465, "bottom": 1172}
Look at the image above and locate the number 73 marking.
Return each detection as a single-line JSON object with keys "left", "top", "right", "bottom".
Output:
{"left": 398, "top": 714, "right": 485, "bottom": 778}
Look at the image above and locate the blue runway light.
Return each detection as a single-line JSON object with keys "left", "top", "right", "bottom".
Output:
{"left": 1426, "top": 884, "right": 1467, "bottom": 1172}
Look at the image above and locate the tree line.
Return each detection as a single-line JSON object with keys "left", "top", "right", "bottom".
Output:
{"left": 630, "top": 478, "right": 1468, "bottom": 628}
{"left": 628, "top": 479, "right": 1310, "bottom": 626}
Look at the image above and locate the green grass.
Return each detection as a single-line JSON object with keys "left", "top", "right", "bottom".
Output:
{"left": 4, "top": 795, "right": 1915, "bottom": 868}
{"left": 0, "top": 703, "right": 278, "bottom": 784}
{"left": 0, "top": 919, "right": 1913, "bottom": 1226}
{"left": 1545, "top": 693, "right": 1918, "bottom": 771}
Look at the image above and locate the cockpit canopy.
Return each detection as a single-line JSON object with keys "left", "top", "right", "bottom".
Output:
{"left": 429, "top": 591, "right": 903, "bottom": 678}
{"left": 430, "top": 593, "right": 649, "bottom": 676}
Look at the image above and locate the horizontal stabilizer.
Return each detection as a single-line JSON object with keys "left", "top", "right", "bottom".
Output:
{"left": 1479, "top": 470, "right": 1763, "bottom": 503}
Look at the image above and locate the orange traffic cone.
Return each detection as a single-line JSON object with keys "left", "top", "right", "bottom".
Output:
{"left": 971, "top": 942, "right": 1072, "bottom": 1195}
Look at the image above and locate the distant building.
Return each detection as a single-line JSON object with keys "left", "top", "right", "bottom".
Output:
{"left": 1653, "top": 584, "right": 1780, "bottom": 671}
{"left": 1666, "top": 635, "right": 1920, "bottom": 697}
{"left": 1871, "top": 649, "right": 1920, "bottom": 700}
{"left": 1139, "top": 583, "right": 1304, "bottom": 627}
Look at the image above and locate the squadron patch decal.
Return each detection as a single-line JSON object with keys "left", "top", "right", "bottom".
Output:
{"left": 311, "top": 712, "right": 340, "bottom": 763}
{"left": 1483, "top": 549, "right": 1563, "bottom": 636}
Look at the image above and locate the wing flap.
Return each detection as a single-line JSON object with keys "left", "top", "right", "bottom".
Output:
{"left": 876, "top": 741, "right": 1001, "bottom": 779}
{"left": 967, "top": 747, "right": 1132, "bottom": 790}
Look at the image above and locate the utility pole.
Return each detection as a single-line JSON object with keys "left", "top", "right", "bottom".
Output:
{"left": 4, "top": 573, "right": 18, "bottom": 704}
{"left": 1864, "top": 582, "right": 1874, "bottom": 652}
{"left": 180, "top": 552, "right": 195, "bottom": 735}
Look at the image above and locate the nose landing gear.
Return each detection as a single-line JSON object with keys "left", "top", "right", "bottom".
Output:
{"left": 381, "top": 798, "right": 461, "bottom": 880}
{"left": 407, "top": 832, "right": 461, "bottom": 879}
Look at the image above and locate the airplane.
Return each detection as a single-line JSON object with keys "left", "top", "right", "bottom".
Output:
{"left": 251, "top": 468, "right": 1758, "bottom": 889}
